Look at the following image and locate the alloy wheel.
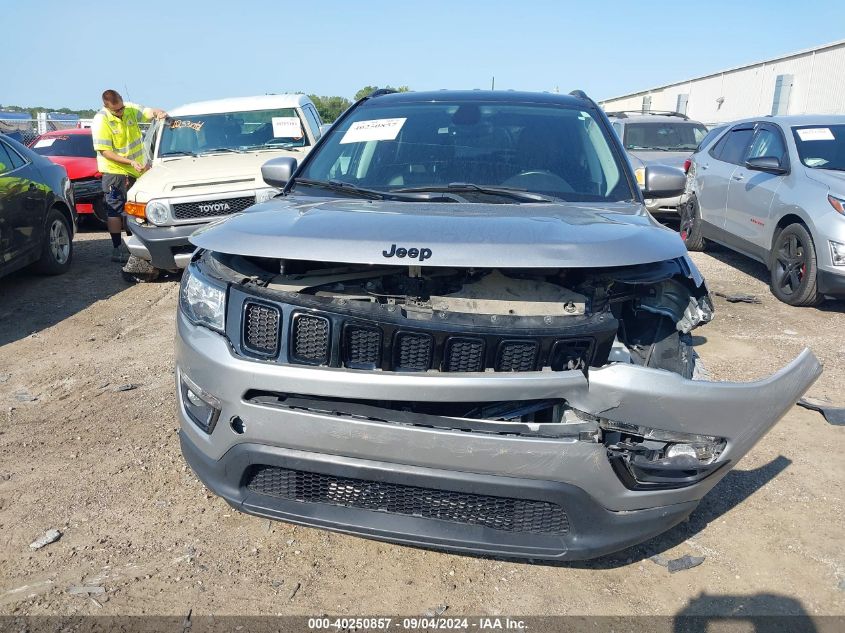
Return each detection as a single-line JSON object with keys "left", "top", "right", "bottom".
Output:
{"left": 773, "top": 233, "right": 806, "bottom": 296}
{"left": 49, "top": 219, "right": 70, "bottom": 265}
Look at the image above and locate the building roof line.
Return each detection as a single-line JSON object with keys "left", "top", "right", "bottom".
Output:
{"left": 599, "top": 38, "right": 845, "bottom": 104}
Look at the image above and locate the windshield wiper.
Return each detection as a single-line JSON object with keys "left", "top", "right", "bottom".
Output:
{"left": 160, "top": 150, "right": 197, "bottom": 157}
{"left": 395, "top": 182, "right": 556, "bottom": 202}
{"left": 199, "top": 147, "right": 243, "bottom": 155}
{"left": 294, "top": 178, "right": 390, "bottom": 200}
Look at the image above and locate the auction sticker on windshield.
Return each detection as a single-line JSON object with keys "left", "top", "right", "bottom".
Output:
{"left": 796, "top": 127, "right": 835, "bottom": 141}
{"left": 340, "top": 118, "right": 406, "bottom": 144}
{"left": 34, "top": 139, "right": 56, "bottom": 148}
{"left": 272, "top": 117, "right": 303, "bottom": 138}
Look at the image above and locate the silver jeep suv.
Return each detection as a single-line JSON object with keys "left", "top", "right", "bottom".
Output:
{"left": 607, "top": 111, "right": 708, "bottom": 214}
{"left": 175, "top": 90, "right": 819, "bottom": 560}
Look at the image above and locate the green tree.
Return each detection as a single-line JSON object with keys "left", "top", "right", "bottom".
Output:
{"left": 352, "top": 85, "right": 410, "bottom": 101}
{"left": 308, "top": 95, "right": 352, "bottom": 123}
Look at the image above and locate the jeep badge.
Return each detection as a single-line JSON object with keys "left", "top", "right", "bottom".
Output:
{"left": 382, "top": 244, "right": 432, "bottom": 261}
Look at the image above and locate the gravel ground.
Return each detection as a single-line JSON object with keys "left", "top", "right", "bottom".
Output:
{"left": 0, "top": 229, "right": 843, "bottom": 618}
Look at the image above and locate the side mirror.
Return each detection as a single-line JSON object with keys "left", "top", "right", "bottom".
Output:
{"left": 641, "top": 164, "right": 687, "bottom": 199}
{"left": 745, "top": 156, "right": 787, "bottom": 175}
{"left": 261, "top": 156, "right": 298, "bottom": 189}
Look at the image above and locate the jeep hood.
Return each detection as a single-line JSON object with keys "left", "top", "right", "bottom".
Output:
{"left": 129, "top": 148, "right": 307, "bottom": 202}
{"left": 190, "top": 197, "right": 689, "bottom": 268}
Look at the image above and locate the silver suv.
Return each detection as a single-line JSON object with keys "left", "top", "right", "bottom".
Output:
{"left": 607, "top": 111, "right": 708, "bottom": 214}
{"left": 175, "top": 90, "right": 819, "bottom": 561}
{"left": 682, "top": 115, "right": 845, "bottom": 306}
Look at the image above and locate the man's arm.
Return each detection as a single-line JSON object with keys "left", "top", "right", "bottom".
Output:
{"left": 137, "top": 104, "right": 168, "bottom": 121}
{"left": 100, "top": 150, "right": 145, "bottom": 173}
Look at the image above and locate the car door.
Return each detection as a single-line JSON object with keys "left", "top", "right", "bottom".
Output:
{"left": 695, "top": 124, "right": 754, "bottom": 230}
{"left": 0, "top": 138, "right": 48, "bottom": 267}
{"left": 724, "top": 123, "right": 788, "bottom": 250}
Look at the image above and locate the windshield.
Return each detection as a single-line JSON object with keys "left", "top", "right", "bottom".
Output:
{"left": 157, "top": 108, "right": 308, "bottom": 157}
{"left": 792, "top": 125, "right": 845, "bottom": 170}
{"left": 31, "top": 134, "right": 96, "bottom": 158}
{"left": 623, "top": 122, "right": 708, "bottom": 151}
{"left": 297, "top": 100, "right": 631, "bottom": 203}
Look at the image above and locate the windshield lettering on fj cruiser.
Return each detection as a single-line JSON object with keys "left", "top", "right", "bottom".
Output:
{"left": 199, "top": 202, "right": 230, "bottom": 213}
{"left": 382, "top": 244, "right": 432, "bottom": 261}
{"left": 169, "top": 119, "right": 205, "bottom": 132}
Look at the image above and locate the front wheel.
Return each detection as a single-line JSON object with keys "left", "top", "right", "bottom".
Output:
{"left": 679, "top": 196, "right": 706, "bottom": 252}
{"left": 769, "top": 223, "right": 821, "bottom": 306}
{"left": 35, "top": 209, "right": 73, "bottom": 275}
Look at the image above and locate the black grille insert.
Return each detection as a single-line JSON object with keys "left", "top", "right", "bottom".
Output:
{"left": 247, "top": 466, "right": 569, "bottom": 535}
{"left": 173, "top": 196, "right": 255, "bottom": 220}
{"left": 550, "top": 338, "right": 593, "bottom": 371}
{"left": 343, "top": 324, "right": 382, "bottom": 369}
{"left": 444, "top": 337, "right": 485, "bottom": 372}
{"left": 291, "top": 313, "right": 330, "bottom": 365}
{"left": 243, "top": 302, "right": 280, "bottom": 356}
{"left": 394, "top": 332, "right": 433, "bottom": 371}
{"left": 496, "top": 340, "right": 539, "bottom": 372}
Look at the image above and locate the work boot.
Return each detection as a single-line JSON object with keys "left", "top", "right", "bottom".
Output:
{"left": 111, "top": 243, "right": 129, "bottom": 263}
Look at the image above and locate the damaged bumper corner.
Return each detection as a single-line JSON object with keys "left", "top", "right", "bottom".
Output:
{"left": 175, "top": 314, "right": 821, "bottom": 560}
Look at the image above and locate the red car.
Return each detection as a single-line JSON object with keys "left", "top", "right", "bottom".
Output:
{"left": 30, "top": 128, "right": 106, "bottom": 223}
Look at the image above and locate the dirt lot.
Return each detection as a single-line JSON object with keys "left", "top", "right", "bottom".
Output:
{"left": 1, "top": 228, "right": 843, "bottom": 619}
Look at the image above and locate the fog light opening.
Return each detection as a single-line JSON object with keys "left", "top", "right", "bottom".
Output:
{"left": 180, "top": 373, "right": 221, "bottom": 434}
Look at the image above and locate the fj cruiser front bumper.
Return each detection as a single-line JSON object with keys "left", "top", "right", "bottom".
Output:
{"left": 124, "top": 223, "right": 198, "bottom": 270}
{"left": 175, "top": 314, "right": 821, "bottom": 560}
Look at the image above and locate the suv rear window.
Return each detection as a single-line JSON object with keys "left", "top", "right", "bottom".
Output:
{"left": 622, "top": 122, "right": 707, "bottom": 151}
{"left": 32, "top": 134, "right": 96, "bottom": 158}
{"left": 299, "top": 100, "right": 632, "bottom": 203}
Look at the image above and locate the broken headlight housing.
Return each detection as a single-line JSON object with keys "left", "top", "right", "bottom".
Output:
{"left": 601, "top": 419, "right": 727, "bottom": 490}
{"left": 179, "top": 264, "right": 226, "bottom": 333}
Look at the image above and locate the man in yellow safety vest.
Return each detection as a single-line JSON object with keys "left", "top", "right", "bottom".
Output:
{"left": 91, "top": 89, "right": 167, "bottom": 262}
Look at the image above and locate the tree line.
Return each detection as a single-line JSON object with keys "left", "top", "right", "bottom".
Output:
{"left": 309, "top": 85, "right": 410, "bottom": 123}
{"left": 0, "top": 104, "right": 98, "bottom": 118}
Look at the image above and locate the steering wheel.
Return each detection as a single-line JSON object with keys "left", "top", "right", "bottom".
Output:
{"left": 502, "top": 170, "right": 574, "bottom": 192}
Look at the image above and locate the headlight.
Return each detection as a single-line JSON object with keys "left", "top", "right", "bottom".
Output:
{"left": 179, "top": 265, "right": 226, "bottom": 333}
{"left": 255, "top": 188, "right": 278, "bottom": 203}
{"left": 830, "top": 240, "right": 845, "bottom": 266}
{"left": 634, "top": 167, "right": 645, "bottom": 188}
{"left": 145, "top": 200, "right": 169, "bottom": 225}
{"left": 828, "top": 194, "right": 845, "bottom": 215}
{"left": 601, "top": 419, "right": 727, "bottom": 489}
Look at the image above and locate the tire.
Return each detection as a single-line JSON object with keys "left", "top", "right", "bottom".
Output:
{"left": 92, "top": 197, "right": 109, "bottom": 224}
{"left": 35, "top": 208, "right": 73, "bottom": 275}
{"left": 769, "top": 223, "right": 821, "bottom": 306}
{"left": 679, "top": 195, "right": 706, "bottom": 252}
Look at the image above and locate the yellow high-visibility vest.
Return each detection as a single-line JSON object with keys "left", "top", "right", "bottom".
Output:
{"left": 91, "top": 103, "right": 152, "bottom": 177}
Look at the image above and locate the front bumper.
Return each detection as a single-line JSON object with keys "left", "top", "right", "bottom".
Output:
{"left": 175, "top": 314, "right": 821, "bottom": 560}
{"left": 645, "top": 194, "right": 684, "bottom": 213}
{"left": 124, "top": 221, "right": 200, "bottom": 270}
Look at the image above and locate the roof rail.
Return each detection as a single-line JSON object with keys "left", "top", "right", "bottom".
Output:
{"left": 605, "top": 109, "right": 690, "bottom": 121}
{"left": 569, "top": 89, "right": 589, "bottom": 100}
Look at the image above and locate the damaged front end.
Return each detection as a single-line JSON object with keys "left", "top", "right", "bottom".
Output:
{"left": 175, "top": 247, "right": 820, "bottom": 560}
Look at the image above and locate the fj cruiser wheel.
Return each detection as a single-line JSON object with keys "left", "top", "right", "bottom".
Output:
{"left": 770, "top": 223, "right": 821, "bottom": 306}
{"left": 35, "top": 209, "right": 73, "bottom": 275}
{"left": 679, "top": 196, "right": 706, "bottom": 252}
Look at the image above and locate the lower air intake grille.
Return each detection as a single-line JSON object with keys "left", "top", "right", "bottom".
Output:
{"left": 247, "top": 466, "right": 570, "bottom": 535}
{"left": 291, "top": 314, "right": 330, "bottom": 364}
{"left": 172, "top": 196, "right": 255, "bottom": 220}
{"left": 497, "top": 341, "right": 539, "bottom": 372}
{"left": 394, "top": 332, "right": 433, "bottom": 371}
{"left": 243, "top": 302, "right": 280, "bottom": 355}
{"left": 344, "top": 325, "right": 382, "bottom": 369}
{"left": 444, "top": 337, "right": 484, "bottom": 372}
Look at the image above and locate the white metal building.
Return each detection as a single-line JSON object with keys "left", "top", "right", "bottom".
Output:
{"left": 600, "top": 39, "right": 845, "bottom": 125}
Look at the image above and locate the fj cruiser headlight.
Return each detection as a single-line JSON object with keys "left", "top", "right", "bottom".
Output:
{"left": 145, "top": 200, "right": 169, "bottom": 226}
{"left": 255, "top": 188, "right": 278, "bottom": 204}
{"left": 179, "top": 265, "right": 226, "bottom": 333}
{"left": 601, "top": 419, "right": 727, "bottom": 490}
{"left": 830, "top": 240, "right": 845, "bottom": 266}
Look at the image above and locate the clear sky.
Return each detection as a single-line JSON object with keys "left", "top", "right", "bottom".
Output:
{"left": 3, "top": 0, "right": 843, "bottom": 111}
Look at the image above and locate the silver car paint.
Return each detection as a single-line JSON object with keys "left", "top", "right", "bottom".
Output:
{"left": 176, "top": 313, "right": 821, "bottom": 513}
{"left": 190, "top": 198, "right": 689, "bottom": 268}
{"left": 690, "top": 114, "right": 845, "bottom": 278}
